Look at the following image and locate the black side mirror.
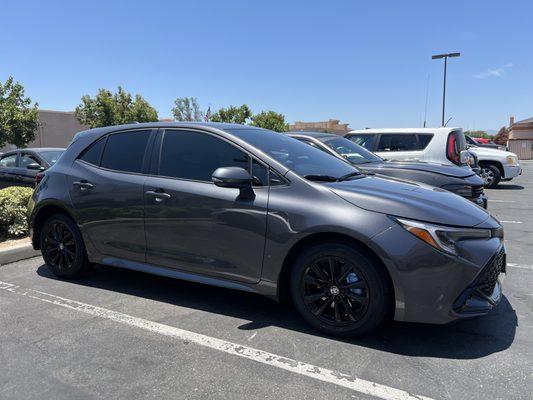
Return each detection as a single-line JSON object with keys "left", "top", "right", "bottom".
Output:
{"left": 212, "top": 167, "right": 255, "bottom": 199}
{"left": 26, "top": 162, "right": 44, "bottom": 171}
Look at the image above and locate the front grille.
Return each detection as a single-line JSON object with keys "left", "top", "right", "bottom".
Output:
{"left": 472, "top": 185, "right": 484, "bottom": 198}
{"left": 476, "top": 247, "right": 505, "bottom": 296}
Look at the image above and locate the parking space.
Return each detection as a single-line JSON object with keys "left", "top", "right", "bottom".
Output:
{"left": 1, "top": 162, "right": 532, "bottom": 400}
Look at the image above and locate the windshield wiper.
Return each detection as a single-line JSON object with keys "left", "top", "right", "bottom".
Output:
{"left": 337, "top": 171, "right": 363, "bottom": 181}
{"left": 303, "top": 174, "right": 339, "bottom": 182}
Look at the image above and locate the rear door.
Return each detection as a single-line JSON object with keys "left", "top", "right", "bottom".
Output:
{"left": 68, "top": 129, "right": 156, "bottom": 263}
{"left": 143, "top": 128, "right": 269, "bottom": 283}
{"left": 0, "top": 153, "right": 18, "bottom": 188}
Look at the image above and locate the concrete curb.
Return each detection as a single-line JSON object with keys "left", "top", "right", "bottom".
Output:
{"left": 0, "top": 243, "right": 40, "bottom": 266}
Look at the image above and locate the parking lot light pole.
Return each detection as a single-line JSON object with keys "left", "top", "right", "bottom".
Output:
{"left": 432, "top": 52, "right": 460, "bottom": 126}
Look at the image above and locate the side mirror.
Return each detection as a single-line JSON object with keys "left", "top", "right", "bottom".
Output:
{"left": 459, "top": 150, "right": 469, "bottom": 165}
{"left": 212, "top": 167, "right": 255, "bottom": 199}
{"left": 26, "top": 162, "right": 44, "bottom": 171}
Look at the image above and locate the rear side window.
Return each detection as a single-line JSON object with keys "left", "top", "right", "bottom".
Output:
{"left": 101, "top": 130, "right": 151, "bottom": 173}
{"left": 80, "top": 137, "right": 106, "bottom": 166}
{"left": 347, "top": 134, "right": 375, "bottom": 150}
{"left": 377, "top": 134, "right": 419, "bottom": 152}
{"left": 418, "top": 134, "right": 433, "bottom": 149}
{"left": 159, "top": 130, "right": 249, "bottom": 182}
{"left": 0, "top": 154, "right": 17, "bottom": 167}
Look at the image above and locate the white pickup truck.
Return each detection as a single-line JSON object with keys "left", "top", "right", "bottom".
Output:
{"left": 345, "top": 127, "right": 522, "bottom": 188}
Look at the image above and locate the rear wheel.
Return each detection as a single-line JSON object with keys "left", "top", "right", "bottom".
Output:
{"left": 40, "top": 214, "right": 91, "bottom": 278}
{"left": 290, "top": 242, "right": 389, "bottom": 337}
{"left": 480, "top": 164, "right": 501, "bottom": 188}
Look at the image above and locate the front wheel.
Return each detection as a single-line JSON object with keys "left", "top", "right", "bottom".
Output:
{"left": 290, "top": 243, "right": 390, "bottom": 337}
{"left": 40, "top": 213, "right": 91, "bottom": 278}
{"left": 480, "top": 164, "right": 501, "bottom": 188}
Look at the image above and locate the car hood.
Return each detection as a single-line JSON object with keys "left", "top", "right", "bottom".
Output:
{"left": 468, "top": 147, "right": 516, "bottom": 158}
{"left": 325, "top": 175, "right": 490, "bottom": 227}
{"left": 370, "top": 161, "right": 475, "bottom": 178}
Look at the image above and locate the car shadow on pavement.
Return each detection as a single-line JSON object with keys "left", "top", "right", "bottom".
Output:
{"left": 492, "top": 184, "right": 524, "bottom": 190}
{"left": 36, "top": 263, "right": 517, "bottom": 360}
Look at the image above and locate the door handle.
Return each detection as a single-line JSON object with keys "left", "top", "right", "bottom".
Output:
{"left": 73, "top": 180, "right": 94, "bottom": 190}
{"left": 145, "top": 190, "right": 171, "bottom": 202}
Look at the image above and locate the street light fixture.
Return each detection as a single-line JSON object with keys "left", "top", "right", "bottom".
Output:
{"left": 432, "top": 52, "right": 460, "bottom": 126}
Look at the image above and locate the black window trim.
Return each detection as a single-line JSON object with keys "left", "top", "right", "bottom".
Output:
{"left": 151, "top": 127, "right": 288, "bottom": 187}
{"left": 76, "top": 128, "right": 157, "bottom": 176}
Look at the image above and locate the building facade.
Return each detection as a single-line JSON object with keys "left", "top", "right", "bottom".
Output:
{"left": 1, "top": 110, "right": 89, "bottom": 152}
{"left": 289, "top": 119, "right": 350, "bottom": 135}
{"left": 508, "top": 116, "right": 533, "bottom": 160}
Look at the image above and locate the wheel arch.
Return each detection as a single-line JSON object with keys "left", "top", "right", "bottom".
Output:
{"left": 277, "top": 232, "right": 395, "bottom": 315}
{"left": 32, "top": 203, "right": 77, "bottom": 250}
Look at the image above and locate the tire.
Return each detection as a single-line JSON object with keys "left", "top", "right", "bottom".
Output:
{"left": 40, "top": 213, "right": 91, "bottom": 279}
{"left": 290, "top": 242, "right": 390, "bottom": 337}
{"left": 480, "top": 164, "right": 501, "bottom": 188}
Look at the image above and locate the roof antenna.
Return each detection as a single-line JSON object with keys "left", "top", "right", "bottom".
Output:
{"left": 444, "top": 117, "right": 452, "bottom": 127}
{"left": 423, "top": 74, "right": 430, "bottom": 127}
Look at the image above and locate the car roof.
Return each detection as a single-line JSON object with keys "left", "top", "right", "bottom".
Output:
{"left": 348, "top": 127, "right": 461, "bottom": 134}
{"left": 285, "top": 131, "right": 340, "bottom": 139}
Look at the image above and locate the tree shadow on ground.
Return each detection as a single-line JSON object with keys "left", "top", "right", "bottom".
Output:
{"left": 37, "top": 263, "right": 517, "bottom": 360}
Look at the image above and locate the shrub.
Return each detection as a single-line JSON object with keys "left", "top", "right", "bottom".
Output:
{"left": 0, "top": 186, "right": 33, "bottom": 238}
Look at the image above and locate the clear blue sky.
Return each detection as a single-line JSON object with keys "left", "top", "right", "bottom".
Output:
{"left": 2, "top": 0, "right": 532, "bottom": 131}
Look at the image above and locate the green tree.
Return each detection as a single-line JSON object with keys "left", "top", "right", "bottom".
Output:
{"left": 464, "top": 130, "right": 491, "bottom": 139}
{"left": 493, "top": 126, "right": 509, "bottom": 145}
{"left": 0, "top": 76, "right": 39, "bottom": 148}
{"left": 75, "top": 87, "right": 158, "bottom": 128}
{"left": 251, "top": 110, "right": 289, "bottom": 132}
{"left": 210, "top": 104, "right": 252, "bottom": 125}
{"left": 172, "top": 97, "right": 204, "bottom": 121}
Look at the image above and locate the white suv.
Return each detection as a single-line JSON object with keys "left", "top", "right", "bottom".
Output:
{"left": 346, "top": 128, "right": 521, "bottom": 188}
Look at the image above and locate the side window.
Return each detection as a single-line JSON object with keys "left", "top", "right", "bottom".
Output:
{"left": 0, "top": 154, "right": 18, "bottom": 167}
{"left": 80, "top": 137, "right": 107, "bottom": 166}
{"left": 20, "top": 154, "right": 40, "bottom": 168}
{"left": 347, "top": 134, "right": 375, "bottom": 150}
{"left": 159, "top": 130, "right": 249, "bottom": 182}
{"left": 251, "top": 159, "right": 268, "bottom": 187}
{"left": 101, "top": 130, "right": 151, "bottom": 173}
{"left": 418, "top": 134, "right": 433, "bottom": 149}
{"left": 377, "top": 134, "right": 418, "bottom": 152}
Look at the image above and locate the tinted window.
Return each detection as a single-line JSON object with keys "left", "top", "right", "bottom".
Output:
{"left": 228, "top": 129, "right": 358, "bottom": 179}
{"left": 101, "top": 130, "right": 151, "bottom": 173}
{"left": 0, "top": 154, "right": 17, "bottom": 167}
{"left": 80, "top": 137, "right": 106, "bottom": 165}
{"left": 251, "top": 159, "right": 268, "bottom": 187}
{"left": 347, "top": 134, "right": 375, "bottom": 150}
{"left": 377, "top": 134, "right": 418, "bottom": 152}
{"left": 159, "top": 130, "right": 249, "bottom": 182}
{"left": 322, "top": 137, "right": 382, "bottom": 164}
{"left": 20, "top": 154, "right": 40, "bottom": 168}
{"left": 418, "top": 134, "right": 433, "bottom": 149}
{"left": 38, "top": 150, "right": 63, "bottom": 165}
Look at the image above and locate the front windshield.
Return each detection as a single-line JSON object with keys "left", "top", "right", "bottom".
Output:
{"left": 38, "top": 150, "right": 64, "bottom": 165}
{"left": 322, "top": 137, "right": 382, "bottom": 164}
{"left": 228, "top": 129, "right": 359, "bottom": 179}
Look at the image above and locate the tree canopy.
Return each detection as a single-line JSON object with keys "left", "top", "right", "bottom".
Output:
{"left": 172, "top": 97, "right": 204, "bottom": 121}
{"left": 75, "top": 87, "right": 158, "bottom": 128}
{"left": 210, "top": 104, "right": 252, "bottom": 125}
{"left": 0, "top": 76, "right": 39, "bottom": 148}
{"left": 251, "top": 110, "right": 289, "bottom": 132}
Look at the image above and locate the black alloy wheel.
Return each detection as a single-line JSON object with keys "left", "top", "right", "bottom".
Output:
{"left": 40, "top": 214, "right": 91, "bottom": 278}
{"left": 291, "top": 243, "right": 389, "bottom": 337}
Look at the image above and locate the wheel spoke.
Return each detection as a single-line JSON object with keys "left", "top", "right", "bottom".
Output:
{"left": 313, "top": 296, "right": 333, "bottom": 316}
{"left": 304, "top": 274, "right": 322, "bottom": 287}
{"left": 310, "top": 264, "right": 329, "bottom": 283}
{"left": 338, "top": 297, "right": 357, "bottom": 321}
{"left": 327, "top": 257, "right": 336, "bottom": 281}
{"left": 333, "top": 300, "right": 341, "bottom": 323}
{"left": 345, "top": 291, "right": 369, "bottom": 306}
{"left": 341, "top": 281, "right": 366, "bottom": 290}
{"left": 304, "top": 291, "right": 327, "bottom": 304}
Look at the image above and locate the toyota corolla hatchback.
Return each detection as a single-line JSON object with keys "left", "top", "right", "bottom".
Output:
{"left": 29, "top": 123, "right": 506, "bottom": 336}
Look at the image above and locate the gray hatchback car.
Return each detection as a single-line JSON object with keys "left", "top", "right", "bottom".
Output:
{"left": 29, "top": 123, "right": 506, "bottom": 336}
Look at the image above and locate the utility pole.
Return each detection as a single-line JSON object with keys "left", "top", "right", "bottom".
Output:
{"left": 432, "top": 52, "right": 460, "bottom": 126}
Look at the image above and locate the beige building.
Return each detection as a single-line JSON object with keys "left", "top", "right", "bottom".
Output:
{"left": 508, "top": 116, "right": 533, "bottom": 160}
{"left": 289, "top": 119, "right": 350, "bottom": 135}
{"left": 1, "top": 110, "right": 89, "bottom": 152}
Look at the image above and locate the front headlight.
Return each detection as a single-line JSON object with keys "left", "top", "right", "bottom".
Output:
{"left": 506, "top": 155, "right": 519, "bottom": 166}
{"left": 395, "top": 218, "right": 495, "bottom": 255}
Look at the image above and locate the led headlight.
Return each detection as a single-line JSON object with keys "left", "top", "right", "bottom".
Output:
{"left": 395, "top": 218, "right": 493, "bottom": 255}
{"left": 506, "top": 155, "right": 519, "bottom": 166}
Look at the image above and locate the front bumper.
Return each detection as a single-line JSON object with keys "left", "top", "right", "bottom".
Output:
{"left": 503, "top": 164, "right": 521, "bottom": 179}
{"left": 470, "top": 193, "right": 488, "bottom": 209}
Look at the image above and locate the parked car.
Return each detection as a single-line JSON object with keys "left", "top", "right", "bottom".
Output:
{"left": 345, "top": 128, "right": 521, "bottom": 188}
{"left": 0, "top": 148, "right": 64, "bottom": 189}
{"left": 464, "top": 137, "right": 521, "bottom": 188}
{"left": 466, "top": 135, "right": 505, "bottom": 151}
{"left": 29, "top": 123, "right": 505, "bottom": 337}
{"left": 287, "top": 132, "right": 487, "bottom": 208}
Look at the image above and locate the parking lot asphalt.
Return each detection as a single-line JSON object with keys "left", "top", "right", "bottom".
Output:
{"left": 1, "top": 162, "right": 532, "bottom": 400}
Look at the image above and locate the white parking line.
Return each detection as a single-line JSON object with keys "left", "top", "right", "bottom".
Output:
{"left": 500, "top": 220, "right": 523, "bottom": 224}
{"left": 508, "top": 263, "right": 533, "bottom": 270}
{"left": 0, "top": 280, "right": 433, "bottom": 400}
{"left": 489, "top": 200, "right": 515, "bottom": 203}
